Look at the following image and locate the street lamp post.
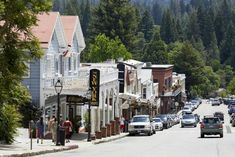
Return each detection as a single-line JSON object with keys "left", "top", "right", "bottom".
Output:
{"left": 54, "top": 79, "right": 63, "bottom": 146}
{"left": 137, "top": 99, "right": 141, "bottom": 115}
{"left": 85, "top": 89, "right": 92, "bottom": 142}
{"left": 128, "top": 97, "right": 131, "bottom": 121}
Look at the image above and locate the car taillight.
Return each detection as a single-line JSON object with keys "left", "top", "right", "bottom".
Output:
{"left": 200, "top": 123, "right": 205, "bottom": 128}
{"left": 218, "top": 124, "right": 223, "bottom": 128}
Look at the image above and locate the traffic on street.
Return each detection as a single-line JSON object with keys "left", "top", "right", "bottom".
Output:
{"left": 36, "top": 99, "right": 235, "bottom": 157}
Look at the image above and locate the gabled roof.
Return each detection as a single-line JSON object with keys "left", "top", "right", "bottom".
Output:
{"left": 32, "top": 12, "right": 59, "bottom": 48}
{"left": 61, "top": 15, "right": 86, "bottom": 52}
{"left": 61, "top": 16, "right": 77, "bottom": 46}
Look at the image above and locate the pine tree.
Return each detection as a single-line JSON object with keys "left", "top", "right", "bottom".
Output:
{"left": 160, "top": 9, "right": 175, "bottom": 44}
{"left": 82, "top": 0, "right": 91, "bottom": 37}
{"left": 139, "top": 10, "right": 154, "bottom": 41}
{"left": 90, "top": 0, "right": 138, "bottom": 50}
{"left": 142, "top": 30, "right": 168, "bottom": 64}
{"left": 151, "top": 1, "right": 162, "bottom": 25}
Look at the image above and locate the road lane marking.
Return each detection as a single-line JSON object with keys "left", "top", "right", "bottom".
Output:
{"left": 226, "top": 125, "right": 232, "bottom": 134}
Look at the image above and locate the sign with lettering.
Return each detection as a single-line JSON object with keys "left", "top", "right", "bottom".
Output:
{"left": 89, "top": 69, "right": 100, "bottom": 106}
{"left": 66, "top": 95, "right": 88, "bottom": 104}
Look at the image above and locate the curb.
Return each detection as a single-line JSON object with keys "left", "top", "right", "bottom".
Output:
{"left": 92, "top": 133, "right": 128, "bottom": 145}
{"left": 0, "top": 145, "right": 78, "bottom": 157}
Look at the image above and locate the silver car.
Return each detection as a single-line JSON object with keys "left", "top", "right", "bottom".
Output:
{"left": 152, "top": 118, "right": 163, "bottom": 131}
{"left": 128, "top": 115, "right": 155, "bottom": 136}
{"left": 181, "top": 114, "right": 197, "bottom": 128}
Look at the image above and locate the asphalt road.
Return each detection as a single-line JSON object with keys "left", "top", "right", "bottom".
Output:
{"left": 36, "top": 100, "right": 235, "bottom": 157}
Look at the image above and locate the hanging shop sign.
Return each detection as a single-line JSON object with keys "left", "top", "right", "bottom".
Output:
{"left": 89, "top": 69, "right": 100, "bottom": 106}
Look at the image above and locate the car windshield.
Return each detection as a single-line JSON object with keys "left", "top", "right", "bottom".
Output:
{"left": 153, "top": 118, "right": 161, "bottom": 122}
{"left": 203, "top": 118, "right": 220, "bottom": 124}
{"left": 132, "top": 117, "right": 149, "bottom": 122}
{"left": 182, "top": 115, "right": 194, "bottom": 119}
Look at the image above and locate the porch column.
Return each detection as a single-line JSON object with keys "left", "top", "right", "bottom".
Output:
{"left": 112, "top": 93, "right": 115, "bottom": 120}
{"left": 102, "top": 95, "right": 106, "bottom": 127}
{"left": 107, "top": 94, "right": 110, "bottom": 123}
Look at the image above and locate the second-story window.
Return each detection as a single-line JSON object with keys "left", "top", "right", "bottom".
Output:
{"left": 143, "top": 88, "right": 146, "bottom": 99}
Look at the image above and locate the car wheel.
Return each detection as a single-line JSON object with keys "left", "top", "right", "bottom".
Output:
{"left": 153, "top": 130, "right": 156, "bottom": 134}
{"left": 181, "top": 125, "right": 184, "bottom": 128}
{"left": 194, "top": 125, "right": 197, "bottom": 127}
{"left": 148, "top": 131, "right": 151, "bottom": 136}
{"left": 129, "top": 133, "right": 135, "bottom": 136}
{"left": 161, "top": 127, "right": 164, "bottom": 131}
{"left": 220, "top": 133, "right": 223, "bottom": 138}
{"left": 201, "top": 133, "right": 204, "bottom": 138}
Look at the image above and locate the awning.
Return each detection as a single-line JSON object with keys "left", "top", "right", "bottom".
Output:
{"left": 119, "top": 93, "right": 140, "bottom": 100}
{"left": 121, "top": 100, "right": 129, "bottom": 109}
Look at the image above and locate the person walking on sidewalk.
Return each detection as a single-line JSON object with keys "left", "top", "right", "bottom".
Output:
{"left": 63, "top": 118, "right": 73, "bottom": 143}
{"left": 36, "top": 117, "right": 44, "bottom": 144}
{"left": 49, "top": 116, "right": 57, "bottom": 143}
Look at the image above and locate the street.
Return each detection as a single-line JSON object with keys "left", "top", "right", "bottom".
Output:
{"left": 36, "top": 100, "right": 235, "bottom": 157}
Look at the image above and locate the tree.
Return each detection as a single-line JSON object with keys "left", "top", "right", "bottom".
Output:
{"left": 142, "top": 30, "right": 168, "bottom": 64}
{"left": 139, "top": 10, "right": 154, "bottom": 41}
{"left": 172, "top": 42, "right": 205, "bottom": 91}
{"left": 160, "top": 9, "right": 176, "bottom": 44}
{"left": 88, "top": 34, "right": 132, "bottom": 62}
{"left": 0, "top": 0, "right": 51, "bottom": 144}
{"left": 82, "top": 0, "right": 91, "bottom": 37}
{"left": 227, "top": 76, "right": 235, "bottom": 95}
{"left": 151, "top": 1, "right": 162, "bottom": 25}
{"left": 90, "top": 0, "right": 138, "bottom": 50}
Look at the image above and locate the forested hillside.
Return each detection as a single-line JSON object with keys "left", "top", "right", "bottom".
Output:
{"left": 52, "top": 0, "right": 235, "bottom": 97}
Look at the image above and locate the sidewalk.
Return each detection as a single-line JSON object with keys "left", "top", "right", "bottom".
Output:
{"left": 0, "top": 128, "right": 128, "bottom": 157}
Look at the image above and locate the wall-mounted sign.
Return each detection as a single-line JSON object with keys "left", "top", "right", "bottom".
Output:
{"left": 89, "top": 69, "right": 100, "bottom": 106}
{"left": 66, "top": 95, "right": 88, "bottom": 104}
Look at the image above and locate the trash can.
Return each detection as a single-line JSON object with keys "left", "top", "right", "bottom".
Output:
{"left": 59, "top": 127, "right": 65, "bottom": 146}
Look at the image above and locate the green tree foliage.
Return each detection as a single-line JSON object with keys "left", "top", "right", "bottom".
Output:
{"left": 151, "top": 1, "right": 162, "bottom": 25}
{"left": 0, "top": 0, "right": 51, "bottom": 144}
{"left": 160, "top": 9, "right": 176, "bottom": 44}
{"left": 142, "top": 30, "right": 168, "bottom": 64}
{"left": 172, "top": 42, "right": 205, "bottom": 91}
{"left": 139, "top": 10, "right": 154, "bottom": 41}
{"left": 90, "top": 0, "right": 138, "bottom": 50}
{"left": 88, "top": 34, "right": 132, "bottom": 62}
{"left": 227, "top": 76, "right": 235, "bottom": 95}
{"left": 0, "top": 105, "right": 22, "bottom": 144}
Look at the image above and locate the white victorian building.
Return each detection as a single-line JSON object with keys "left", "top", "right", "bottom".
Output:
{"left": 22, "top": 12, "right": 121, "bottom": 139}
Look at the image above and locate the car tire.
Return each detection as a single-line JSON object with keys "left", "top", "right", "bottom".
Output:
{"left": 201, "top": 133, "right": 204, "bottom": 138}
{"left": 194, "top": 125, "right": 196, "bottom": 127}
{"left": 129, "top": 133, "right": 135, "bottom": 136}
{"left": 153, "top": 130, "right": 156, "bottom": 134}
{"left": 181, "top": 125, "right": 184, "bottom": 128}
{"left": 148, "top": 131, "right": 151, "bottom": 136}
{"left": 220, "top": 134, "right": 223, "bottom": 138}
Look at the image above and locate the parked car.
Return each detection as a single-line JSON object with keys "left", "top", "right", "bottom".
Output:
{"left": 194, "top": 114, "right": 200, "bottom": 123}
{"left": 181, "top": 114, "right": 197, "bottom": 128}
{"left": 128, "top": 115, "right": 155, "bottom": 136}
{"left": 213, "top": 112, "right": 224, "bottom": 123}
{"left": 190, "top": 99, "right": 200, "bottom": 109}
{"left": 200, "top": 116, "right": 223, "bottom": 138}
{"left": 211, "top": 98, "right": 220, "bottom": 106}
{"left": 182, "top": 106, "right": 193, "bottom": 115}
{"left": 195, "top": 97, "right": 202, "bottom": 104}
{"left": 228, "top": 107, "right": 235, "bottom": 115}
{"left": 230, "top": 113, "right": 235, "bottom": 127}
{"left": 155, "top": 114, "right": 171, "bottom": 129}
{"left": 152, "top": 118, "right": 163, "bottom": 131}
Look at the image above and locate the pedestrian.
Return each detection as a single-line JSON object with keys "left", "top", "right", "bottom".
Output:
{"left": 36, "top": 117, "right": 44, "bottom": 144}
{"left": 63, "top": 118, "right": 73, "bottom": 143}
{"left": 120, "top": 116, "right": 125, "bottom": 133}
{"left": 48, "top": 116, "right": 56, "bottom": 143}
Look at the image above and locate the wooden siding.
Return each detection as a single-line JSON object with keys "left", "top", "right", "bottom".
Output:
{"left": 22, "top": 60, "right": 41, "bottom": 107}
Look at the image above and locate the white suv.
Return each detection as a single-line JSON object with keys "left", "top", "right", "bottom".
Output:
{"left": 128, "top": 115, "right": 155, "bottom": 136}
